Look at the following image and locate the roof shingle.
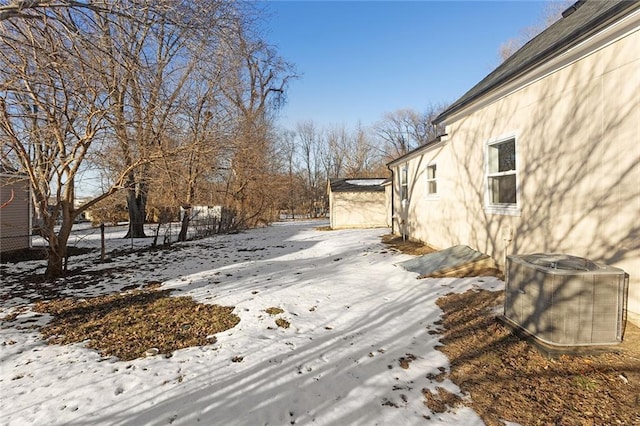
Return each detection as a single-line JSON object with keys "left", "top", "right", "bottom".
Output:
{"left": 329, "top": 178, "right": 386, "bottom": 193}
{"left": 434, "top": 0, "right": 640, "bottom": 124}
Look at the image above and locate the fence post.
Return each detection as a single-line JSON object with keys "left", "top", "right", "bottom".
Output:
{"left": 100, "top": 223, "right": 106, "bottom": 262}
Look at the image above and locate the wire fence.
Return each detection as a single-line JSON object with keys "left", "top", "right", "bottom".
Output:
{"left": 1, "top": 214, "right": 236, "bottom": 257}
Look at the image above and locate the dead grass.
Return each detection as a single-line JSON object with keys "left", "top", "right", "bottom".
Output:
{"left": 422, "top": 386, "right": 463, "bottom": 414}
{"left": 382, "top": 234, "right": 639, "bottom": 423}
{"left": 33, "top": 289, "right": 240, "bottom": 361}
{"left": 381, "top": 234, "right": 437, "bottom": 256}
{"left": 275, "top": 318, "right": 290, "bottom": 329}
{"left": 435, "top": 289, "right": 640, "bottom": 425}
{"left": 265, "top": 307, "right": 284, "bottom": 315}
{"left": 398, "top": 353, "right": 417, "bottom": 369}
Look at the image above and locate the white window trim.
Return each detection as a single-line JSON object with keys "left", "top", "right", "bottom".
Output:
{"left": 425, "top": 163, "right": 438, "bottom": 199}
{"left": 400, "top": 164, "right": 409, "bottom": 201}
{"left": 484, "top": 135, "right": 521, "bottom": 216}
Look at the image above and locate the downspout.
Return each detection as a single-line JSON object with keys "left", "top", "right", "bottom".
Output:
{"left": 401, "top": 199, "right": 408, "bottom": 241}
{"left": 387, "top": 165, "right": 395, "bottom": 234}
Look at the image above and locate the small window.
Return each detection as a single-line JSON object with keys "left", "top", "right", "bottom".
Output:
{"left": 400, "top": 165, "right": 408, "bottom": 200}
{"left": 426, "top": 164, "right": 437, "bottom": 195}
{"left": 486, "top": 138, "right": 517, "bottom": 206}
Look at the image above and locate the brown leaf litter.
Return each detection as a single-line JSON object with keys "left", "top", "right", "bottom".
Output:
{"left": 33, "top": 288, "right": 240, "bottom": 361}
{"left": 436, "top": 289, "right": 640, "bottom": 426}
{"left": 383, "top": 235, "right": 640, "bottom": 424}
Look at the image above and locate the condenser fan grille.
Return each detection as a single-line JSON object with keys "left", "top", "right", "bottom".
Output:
{"left": 504, "top": 254, "right": 626, "bottom": 347}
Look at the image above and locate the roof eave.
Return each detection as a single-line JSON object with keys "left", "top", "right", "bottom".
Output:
{"left": 433, "top": 1, "right": 638, "bottom": 126}
{"left": 386, "top": 134, "right": 448, "bottom": 167}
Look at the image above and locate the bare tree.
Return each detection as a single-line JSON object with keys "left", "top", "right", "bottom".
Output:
{"left": 295, "top": 120, "right": 326, "bottom": 217}
{"left": 0, "top": 0, "right": 248, "bottom": 277}
{"left": 95, "top": 1, "right": 238, "bottom": 238}
{"left": 219, "top": 27, "right": 298, "bottom": 227}
{"left": 0, "top": 5, "right": 147, "bottom": 277}
{"left": 0, "top": 0, "right": 114, "bottom": 21}
{"left": 161, "top": 63, "right": 231, "bottom": 241}
{"left": 321, "top": 125, "right": 347, "bottom": 180}
{"left": 372, "top": 107, "right": 443, "bottom": 161}
{"left": 275, "top": 128, "right": 299, "bottom": 219}
{"left": 320, "top": 124, "right": 379, "bottom": 179}
{"left": 343, "top": 124, "right": 378, "bottom": 178}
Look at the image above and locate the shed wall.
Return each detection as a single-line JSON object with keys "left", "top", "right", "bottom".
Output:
{"left": 0, "top": 175, "right": 31, "bottom": 253}
{"left": 330, "top": 191, "right": 387, "bottom": 229}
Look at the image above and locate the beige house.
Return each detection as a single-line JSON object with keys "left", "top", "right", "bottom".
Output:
{"left": 388, "top": 0, "right": 640, "bottom": 325}
{"left": 328, "top": 178, "right": 389, "bottom": 229}
{"left": 0, "top": 171, "right": 32, "bottom": 253}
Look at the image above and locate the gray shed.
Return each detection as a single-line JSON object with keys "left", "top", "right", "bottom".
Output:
{"left": 1, "top": 172, "right": 32, "bottom": 253}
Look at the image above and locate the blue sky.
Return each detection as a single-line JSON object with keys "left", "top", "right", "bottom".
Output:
{"left": 264, "top": 1, "right": 555, "bottom": 130}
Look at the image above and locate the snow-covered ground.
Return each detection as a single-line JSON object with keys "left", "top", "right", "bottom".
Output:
{"left": 0, "top": 221, "right": 502, "bottom": 425}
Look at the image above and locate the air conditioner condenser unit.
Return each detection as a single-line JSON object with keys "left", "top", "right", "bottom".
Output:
{"left": 503, "top": 253, "right": 627, "bottom": 347}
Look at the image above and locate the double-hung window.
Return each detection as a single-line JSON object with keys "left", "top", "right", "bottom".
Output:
{"left": 400, "top": 165, "right": 408, "bottom": 201}
{"left": 486, "top": 138, "right": 519, "bottom": 214}
{"left": 426, "top": 164, "right": 437, "bottom": 196}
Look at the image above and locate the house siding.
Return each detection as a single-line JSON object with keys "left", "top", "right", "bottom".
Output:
{"left": 392, "top": 17, "right": 640, "bottom": 324}
{"left": 0, "top": 174, "right": 31, "bottom": 253}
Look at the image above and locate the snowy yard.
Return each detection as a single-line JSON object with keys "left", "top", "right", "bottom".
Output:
{"left": 1, "top": 221, "right": 502, "bottom": 425}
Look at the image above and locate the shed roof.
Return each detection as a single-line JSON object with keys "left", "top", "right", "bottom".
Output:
{"left": 434, "top": 0, "right": 640, "bottom": 124}
{"left": 329, "top": 178, "right": 386, "bottom": 193}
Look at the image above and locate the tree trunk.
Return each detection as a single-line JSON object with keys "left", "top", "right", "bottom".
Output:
{"left": 178, "top": 184, "right": 195, "bottom": 242}
{"left": 124, "top": 184, "right": 147, "bottom": 238}
{"left": 44, "top": 204, "right": 74, "bottom": 279}
{"left": 178, "top": 207, "right": 191, "bottom": 242}
{"left": 45, "top": 244, "right": 66, "bottom": 279}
